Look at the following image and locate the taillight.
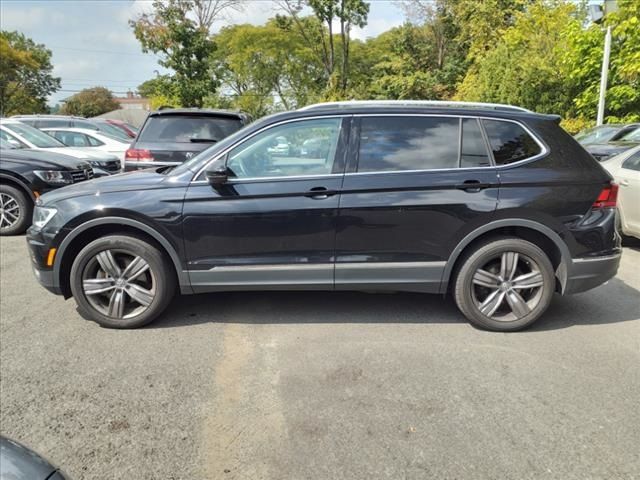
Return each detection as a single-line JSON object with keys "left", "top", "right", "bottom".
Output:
{"left": 125, "top": 148, "right": 153, "bottom": 161}
{"left": 592, "top": 183, "right": 618, "bottom": 209}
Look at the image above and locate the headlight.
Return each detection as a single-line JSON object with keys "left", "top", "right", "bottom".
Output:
{"left": 33, "top": 170, "right": 73, "bottom": 185}
{"left": 32, "top": 206, "right": 57, "bottom": 228}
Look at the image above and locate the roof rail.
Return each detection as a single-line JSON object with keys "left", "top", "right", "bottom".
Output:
{"left": 299, "top": 100, "right": 531, "bottom": 113}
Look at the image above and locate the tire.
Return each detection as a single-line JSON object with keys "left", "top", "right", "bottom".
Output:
{"left": 0, "top": 184, "right": 32, "bottom": 236}
{"left": 70, "top": 235, "right": 176, "bottom": 328}
{"left": 454, "top": 237, "right": 555, "bottom": 332}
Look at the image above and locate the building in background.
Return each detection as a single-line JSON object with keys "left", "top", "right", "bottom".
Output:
{"left": 114, "top": 91, "right": 150, "bottom": 111}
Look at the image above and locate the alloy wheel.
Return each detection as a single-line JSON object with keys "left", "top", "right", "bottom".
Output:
{"left": 0, "top": 193, "right": 21, "bottom": 231}
{"left": 81, "top": 249, "right": 156, "bottom": 319}
{"left": 471, "top": 251, "right": 545, "bottom": 322}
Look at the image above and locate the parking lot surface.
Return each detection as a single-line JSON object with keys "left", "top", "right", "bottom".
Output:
{"left": 1, "top": 235, "right": 639, "bottom": 480}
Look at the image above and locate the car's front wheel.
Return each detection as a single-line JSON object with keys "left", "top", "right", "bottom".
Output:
{"left": 0, "top": 185, "right": 32, "bottom": 236}
{"left": 454, "top": 237, "right": 555, "bottom": 331}
{"left": 70, "top": 235, "right": 176, "bottom": 328}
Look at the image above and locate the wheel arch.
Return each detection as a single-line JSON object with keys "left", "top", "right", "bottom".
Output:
{"left": 54, "top": 217, "right": 191, "bottom": 298}
{"left": 0, "top": 173, "right": 36, "bottom": 202}
{"left": 441, "top": 219, "right": 572, "bottom": 294}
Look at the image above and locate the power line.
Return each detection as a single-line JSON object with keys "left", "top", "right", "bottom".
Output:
{"left": 49, "top": 45, "right": 158, "bottom": 57}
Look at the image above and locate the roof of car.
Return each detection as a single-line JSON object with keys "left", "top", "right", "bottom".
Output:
{"left": 11, "top": 114, "right": 87, "bottom": 119}
{"left": 150, "top": 108, "right": 248, "bottom": 119}
{"left": 290, "top": 100, "right": 559, "bottom": 121}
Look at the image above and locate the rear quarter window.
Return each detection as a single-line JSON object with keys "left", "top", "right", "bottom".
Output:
{"left": 482, "top": 119, "right": 542, "bottom": 165}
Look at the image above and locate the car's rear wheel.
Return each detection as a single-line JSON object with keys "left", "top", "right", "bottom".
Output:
{"left": 0, "top": 185, "right": 32, "bottom": 236}
{"left": 70, "top": 235, "right": 176, "bottom": 328}
{"left": 454, "top": 237, "right": 555, "bottom": 331}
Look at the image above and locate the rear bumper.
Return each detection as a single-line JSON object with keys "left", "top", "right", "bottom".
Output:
{"left": 564, "top": 252, "right": 621, "bottom": 294}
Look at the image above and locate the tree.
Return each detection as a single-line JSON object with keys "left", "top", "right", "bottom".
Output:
{"left": 275, "top": 0, "right": 369, "bottom": 95}
{"left": 211, "top": 20, "right": 325, "bottom": 116}
{"left": 455, "top": 2, "right": 579, "bottom": 115}
{"left": 137, "top": 76, "right": 180, "bottom": 109}
{"left": 130, "top": 1, "right": 241, "bottom": 107}
{"left": 60, "top": 87, "right": 120, "bottom": 117}
{"left": 361, "top": 0, "right": 466, "bottom": 101}
{"left": 563, "top": 1, "right": 640, "bottom": 122}
{"left": 0, "top": 31, "right": 60, "bottom": 116}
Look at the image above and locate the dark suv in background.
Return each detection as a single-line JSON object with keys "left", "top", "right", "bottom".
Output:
{"left": 26, "top": 101, "right": 621, "bottom": 331}
{"left": 124, "top": 108, "right": 250, "bottom": 171}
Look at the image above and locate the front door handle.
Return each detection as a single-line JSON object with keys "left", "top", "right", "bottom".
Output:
{"left": 455, "top": 180, "right": 491, "bottom": 192}
{"left": 619, "top": 179, "right": 629, "bottom": 187}
{"left": 305, "top": 186, "right": 335, "bottom": 199}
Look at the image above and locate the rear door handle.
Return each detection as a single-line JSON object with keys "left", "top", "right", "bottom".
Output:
{"left": 305, "top": 186, "right": 335, "bottom": 199}
{"left": 455, "top": 180, "right": 491, "bottom": 192}
{"left": 619, "top": 179, "right": 629, "bottom": 187}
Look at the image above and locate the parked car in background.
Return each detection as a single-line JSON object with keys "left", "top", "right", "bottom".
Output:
{"left": 585, "top": 126, "right": 640, "bottom": 161}
{"left": 574, "top": 123, "right": 639, "bottom": 146}
{"left": 602, "top": 145, "right": 640, "bottom": 240}
{"left": 99, "top": 118, "right": 138, "bottom": 139}
{"left": 13, "top": 114, "right": 99, "bottom": 131}
{"left": 124, "top": 108, "right": 250, "bottom": 171}
{"left": 27, "top": 101, "right": 620, "bottom": 332}
{"left": 43, "top": 127, "right": 129, "bottom": 165}
{"left": 0, "top": 144, "right": 93, "bottom": 235}
{"left": 0, "top": 119, "right": 121, "bottom": 177}
{"left": 0, "top": 436, "right": 71, "bottom": 479}
{"left": 13, "top": 114, "right": 132, "bottom": 141}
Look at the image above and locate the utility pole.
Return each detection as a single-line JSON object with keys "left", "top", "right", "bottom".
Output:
{"left": 596, "top": 26, "right": 612, "bottom": 126}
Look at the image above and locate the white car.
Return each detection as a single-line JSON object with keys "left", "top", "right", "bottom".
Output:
{"left": 0, "top": 119, "right": 122, "bottom": 176}
{"left": 602, "top": 145, "right": 640, "bottom": 239}
{"left": 43, "top": 127, "right": 130, "bottom": 166}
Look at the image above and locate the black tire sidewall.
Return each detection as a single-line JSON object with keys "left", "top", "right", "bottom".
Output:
{"left": 70, "top": 235, "right": 175, "bottom": 328}
{"left": 455, "top": 238, "right": 555, "bottom": 332}
{"left": 0, "top": 185, "right": 32, "bottom": 236}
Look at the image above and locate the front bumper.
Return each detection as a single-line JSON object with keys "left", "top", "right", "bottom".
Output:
{"left": 27, "top": 229, "right": 63, "bottom": 295}
{"left": 564, "top": 252, "right": 622, "bottom": 294}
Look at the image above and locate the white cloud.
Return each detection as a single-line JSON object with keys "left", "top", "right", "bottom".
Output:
{"left": 352, "top": 16, "right": 404, "bottom": 41}
{"left": 0, "top": 6, "right": 47, "bottom": 30}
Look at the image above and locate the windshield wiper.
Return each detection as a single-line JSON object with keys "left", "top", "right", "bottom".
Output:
{"left": 190, "top": 138, "right": 218, "bottom": 143}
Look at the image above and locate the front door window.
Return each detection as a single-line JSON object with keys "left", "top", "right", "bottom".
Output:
{"left": 226, "top": 118, "right": 342, "bottom": 179}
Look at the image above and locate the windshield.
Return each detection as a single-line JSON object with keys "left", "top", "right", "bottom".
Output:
{"left": 98, "top": 122, "right": 132, "bottom": 140}
{"left": 3, "top": 122, "right": 66, "bottom": 148}
{"left": 170, "top": 122, "right": 254, "bottom": 175}
{"left": 574, "top": 125, "right": 620, "bottom": 144}
{"left": 620, "top": 127, "right": 640, "bottom": 142}
{"left": 139, "top": 115, "right": 243, "bottom": 143}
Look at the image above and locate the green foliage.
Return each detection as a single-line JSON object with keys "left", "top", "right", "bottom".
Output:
{"left": 0, "top": 31, "right": 60, "bottom": 116}
{"left": 137, "top": 76, "right": 181, "bottom": 109}
{"left": 563, "top": 0, "right": 640, "bottom": 122}
{"left": 130, "top": 0, "right": 219, "bottom": 107}
{"left": 60, "top": 87, "right": 120, "bottom": 117}
{"left": 130, "top": 0, "right": 639, "bottom": 128}
{"left": 457, "top": 2, "right": 578, "bottom": 115}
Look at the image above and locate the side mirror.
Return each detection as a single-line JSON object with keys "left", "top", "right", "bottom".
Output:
{"left": 205, "top": 166, "right": 229, "bottom": 185}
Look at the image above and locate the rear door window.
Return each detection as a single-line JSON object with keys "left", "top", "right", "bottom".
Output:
{"left": 482, "top": 119, "right": 542, "bottom": 165}
{"left": 139, "top": 116, "right": 243, "bottom": 143}
{"left": 357, "top": 116, "right": 460, "bottom": 172}
{"left": 37, "top": 119, "right": 72, "bottom": 128}
{"left": 461, "top": 118, "right": 491, "bottom": 168}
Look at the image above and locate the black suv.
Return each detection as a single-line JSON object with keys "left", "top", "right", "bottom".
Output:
{"left": 0, "top": 145, "right": 93, "bottom": 235}
{"left": 26, "top": 101, "right": 621, "bottom": 331}
{"left": 124, "top": 108, "right": 250, "bottom": 171}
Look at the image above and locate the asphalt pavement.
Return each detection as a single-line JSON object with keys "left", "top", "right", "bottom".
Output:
{"left": 1, "top": 235, "right": 639, "bottom": 480}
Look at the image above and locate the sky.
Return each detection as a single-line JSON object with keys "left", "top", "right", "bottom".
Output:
{"left": 0, "top": 0, "right": 406, "bottom": 105}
